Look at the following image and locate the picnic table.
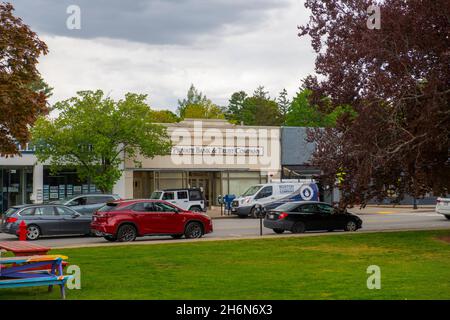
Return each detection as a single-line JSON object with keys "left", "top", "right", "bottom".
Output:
{"left": 0, "top": 241, "right": 50, "bottom": 256}
{"left": 0, "top": 255, "right": 73, "bottom": 299}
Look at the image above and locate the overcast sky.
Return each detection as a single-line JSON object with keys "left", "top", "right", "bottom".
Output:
{"left": 10, "top": 0, "right": 316, "bottom": 111}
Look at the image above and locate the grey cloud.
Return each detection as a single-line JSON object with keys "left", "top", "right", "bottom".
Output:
{"left": 9, "top": 0, "right": 289, "bottom": 44}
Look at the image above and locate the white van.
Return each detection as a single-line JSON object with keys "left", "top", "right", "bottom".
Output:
{"left": 230, "top": 181, "right": 320, "bottom": 218}
{"left": 150, "top": 188, "right": 206, "bottom": 212}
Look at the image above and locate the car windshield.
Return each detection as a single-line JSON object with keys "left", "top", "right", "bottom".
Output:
{"left": 49, "top": 197, "right": 72, "bottom": 204}
{"left": 97, "top": 203, "right": 119, "bottom": 212}
{"left": 3, "top": 207, "right": 19, "bottom": 217}
{"left": 274, "top": 202, "right": 300, "bottom": 212}
{"left": 241, "top": 185, "right": 262, "bottom": 197}
{"left": 150, "top": 192, "right": 163, "bottom": 199}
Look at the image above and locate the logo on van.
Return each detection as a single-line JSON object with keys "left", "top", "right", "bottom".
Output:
{"left": 300, "top": 185, "right": 314, "bottom": 200}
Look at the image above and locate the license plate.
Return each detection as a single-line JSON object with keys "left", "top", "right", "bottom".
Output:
{"left": 269, "top": 214, "right": 275, "bottom": 219}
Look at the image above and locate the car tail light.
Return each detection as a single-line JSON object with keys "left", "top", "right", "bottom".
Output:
{"left": 278, "top": 212, "right": 288, "bottom": 220}
{"left": 6, "top": 217, "right": 18, "bottom": 223}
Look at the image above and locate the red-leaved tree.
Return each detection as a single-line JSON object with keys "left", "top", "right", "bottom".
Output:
{"left": 299, "top": 0, "right": 450, "bottom": 207}
{"left": 0, "top": 2, "right": 48, "bottom": 156}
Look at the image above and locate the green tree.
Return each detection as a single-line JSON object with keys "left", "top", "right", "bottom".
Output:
{"left": 240, "top": 96, "right": 282, "bottom": 126}
{"left": 285, "top": 89, "right": 356, "bottom": 127}
{"left": 30, "top": 76, "right": 53, "bottom": 100}
{"left": 225, "top": 91, "right": 247, "bottom": 124}
{"left": 177, "top": 84, "right": 208, "bottom": 117}
{"left": 32, "top": 90, "right": 172, "bottom": 193}
{"left": 253, "top": 85, "right": 269, "bottom": 99}
{"left": 225, "top": 87, "right": 284, "bottom": 126}
{"left": 277, "top": 88, "right": 290, "bottom": 124}
{"left": 184, "top": 103, "right": 225, "bottom": 119}
{"left": 150, "top": 109, "right": 179, "bottom": 123}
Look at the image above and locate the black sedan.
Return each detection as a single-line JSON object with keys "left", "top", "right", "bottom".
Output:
{"left": 263, "top": 201, "right": 362, "bottom": 234}
{"left": 1, "top": 204, "right": 93, "bottom": 240}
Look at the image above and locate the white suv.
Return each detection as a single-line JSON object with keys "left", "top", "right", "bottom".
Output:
{"left": 436, "top": 197, "right": 450, "bottom": 220}
{"left": 150, "top": 189, "right": 206, "bottom": 212}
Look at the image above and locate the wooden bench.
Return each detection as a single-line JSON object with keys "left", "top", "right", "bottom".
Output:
{"left": 0, "top": 255, "right": 73, "bottom": 299}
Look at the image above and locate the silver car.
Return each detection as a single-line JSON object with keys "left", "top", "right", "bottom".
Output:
{"left": 50, "top": 194, "right": 121, "bottom": 215}
{"left": 436, "top": 197, "right": 450, "bottom": 220}
{"left": 1, "top": 204, "right": 92, "bottom": 240}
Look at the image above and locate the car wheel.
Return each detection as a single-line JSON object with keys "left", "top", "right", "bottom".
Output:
{"left": 171, "top": 234, "right": 183, "bottom": 239}
{"left": 328, "top": 229, "right": 334, "bottom": 232}
{"left": 445, "top": 215, "right": 450, "bottom": 220}
{"left": 291, "top": 222, "right": 306, "bottom": 234}
{"left": 273, "top": 228, "right": 285, "bottom": 234}
{"left": 26, "top": 225, "right": 41, "bottom": 241}
{"left": 344, "top": 220, "right": 357, "bottom": 232}
{"left": 189, "top": 206, "right": 202, "bottom": 212}
{"left": 104, "top": 235, "right": 117, "bottom": 242}
{"left": 116, "top": 224, "right": 137, "bottom": 242}
{"left": 250, "top": 207, "right": 265, "bottom": 219}
{"left": 184, "top": 222, "right": 203, "bottom": 239}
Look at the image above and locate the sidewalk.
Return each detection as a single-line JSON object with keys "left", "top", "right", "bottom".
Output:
{"left": 207, "top": 206, "right": 235, "bottom": 219}
{"left": 350, "top": 205, "right": 435, "bottom": 215}
{"left": 206, "top": 204, "right": 436, "bottom": 219}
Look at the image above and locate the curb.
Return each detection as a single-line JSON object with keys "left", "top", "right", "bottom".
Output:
{"left": 50, "top": 227, "right": 450, "bottom": 250}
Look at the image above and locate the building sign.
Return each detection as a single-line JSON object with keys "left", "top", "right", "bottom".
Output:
{"left": 171, "top": 146, "right": 264, "bottom": 156}
{"left": 15, "top": 143, "right": 36, "bottom": 154}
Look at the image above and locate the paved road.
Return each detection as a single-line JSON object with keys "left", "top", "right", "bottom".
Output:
{"left": 0, "top": 211, "right": 448, "bottom": 248}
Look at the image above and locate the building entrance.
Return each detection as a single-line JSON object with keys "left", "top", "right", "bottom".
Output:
{"left": 0, "top": 167, "right": 33, "bottom": 212}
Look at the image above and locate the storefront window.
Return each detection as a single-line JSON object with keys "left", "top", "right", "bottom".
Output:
{"left": 0, "top": 167, "right": 33, "bottom": 212}
{"left": 43, "top": 168, "right": 98, "bottom": 202}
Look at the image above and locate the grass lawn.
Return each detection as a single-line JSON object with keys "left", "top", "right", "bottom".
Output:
{"left": 1, "top": 229, "right": 449, "bottom": 300}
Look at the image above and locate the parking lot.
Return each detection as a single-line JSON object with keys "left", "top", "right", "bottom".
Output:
{"left": 0, "top": 209, "right": 448, "bottom": 248}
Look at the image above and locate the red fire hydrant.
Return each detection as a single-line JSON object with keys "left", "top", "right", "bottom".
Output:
{"left": 18, "top": 221, "right": 27, "bottom": 241}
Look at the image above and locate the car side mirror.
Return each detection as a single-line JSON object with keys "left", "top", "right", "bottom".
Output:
{"left": 72, "top": 212, "right": 81, "bottom": 218}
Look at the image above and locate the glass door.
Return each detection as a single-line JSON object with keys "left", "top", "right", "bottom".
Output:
{"left": 1, "top": 168, "right": 22, "bottom": 211}
{"left": 189, "top": 172, "right": 212, "bottom": 208}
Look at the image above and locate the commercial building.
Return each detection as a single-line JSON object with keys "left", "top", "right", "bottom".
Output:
{"left": 0, "top": 145, "right": 98, "bottom": 213}
{"left": 3, "top": 120, "right": 439, "bottom": 211}
{"left": 1, "top": 119, "right": 281, "bottom": 210}
{"left": 115, "top": 119, "right": 281, "bottom": 206}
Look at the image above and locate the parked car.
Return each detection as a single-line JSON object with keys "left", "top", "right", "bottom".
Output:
{"left": 150, "top": 188, "right": 206, "bottom": 212}
{"left": 50, "top": 194, "right": 121, "bottom": 215}
{"left": 91, "top": 199, "right": 213, "bottom": 242}
{"left": 436, "top": 198, "right": 450, "bottom": 220}
{"left": 231, "top": 181, "right": 320, "bottom": 218}
{"left": 1, "top": 204, "right": 92, "bottom": 240}
{"left": 263, "top": 201, "right": 362, "bottom": 234}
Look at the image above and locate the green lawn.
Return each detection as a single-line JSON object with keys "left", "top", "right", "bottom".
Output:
{"left": 1, "top": 229, "right": 449, "bottom": 300}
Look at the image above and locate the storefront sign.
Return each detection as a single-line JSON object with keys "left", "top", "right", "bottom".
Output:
{"left": 171, "top": 146, "right": 264, "bottom": 156}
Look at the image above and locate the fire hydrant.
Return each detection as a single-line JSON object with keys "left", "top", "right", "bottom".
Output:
{"left": 18, "top": 220, "right": 27, "bottom": 241}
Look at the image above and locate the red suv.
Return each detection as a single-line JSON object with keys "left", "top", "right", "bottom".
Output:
{"left": 90, "top": 199, "right": 213, "bottom": 242}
